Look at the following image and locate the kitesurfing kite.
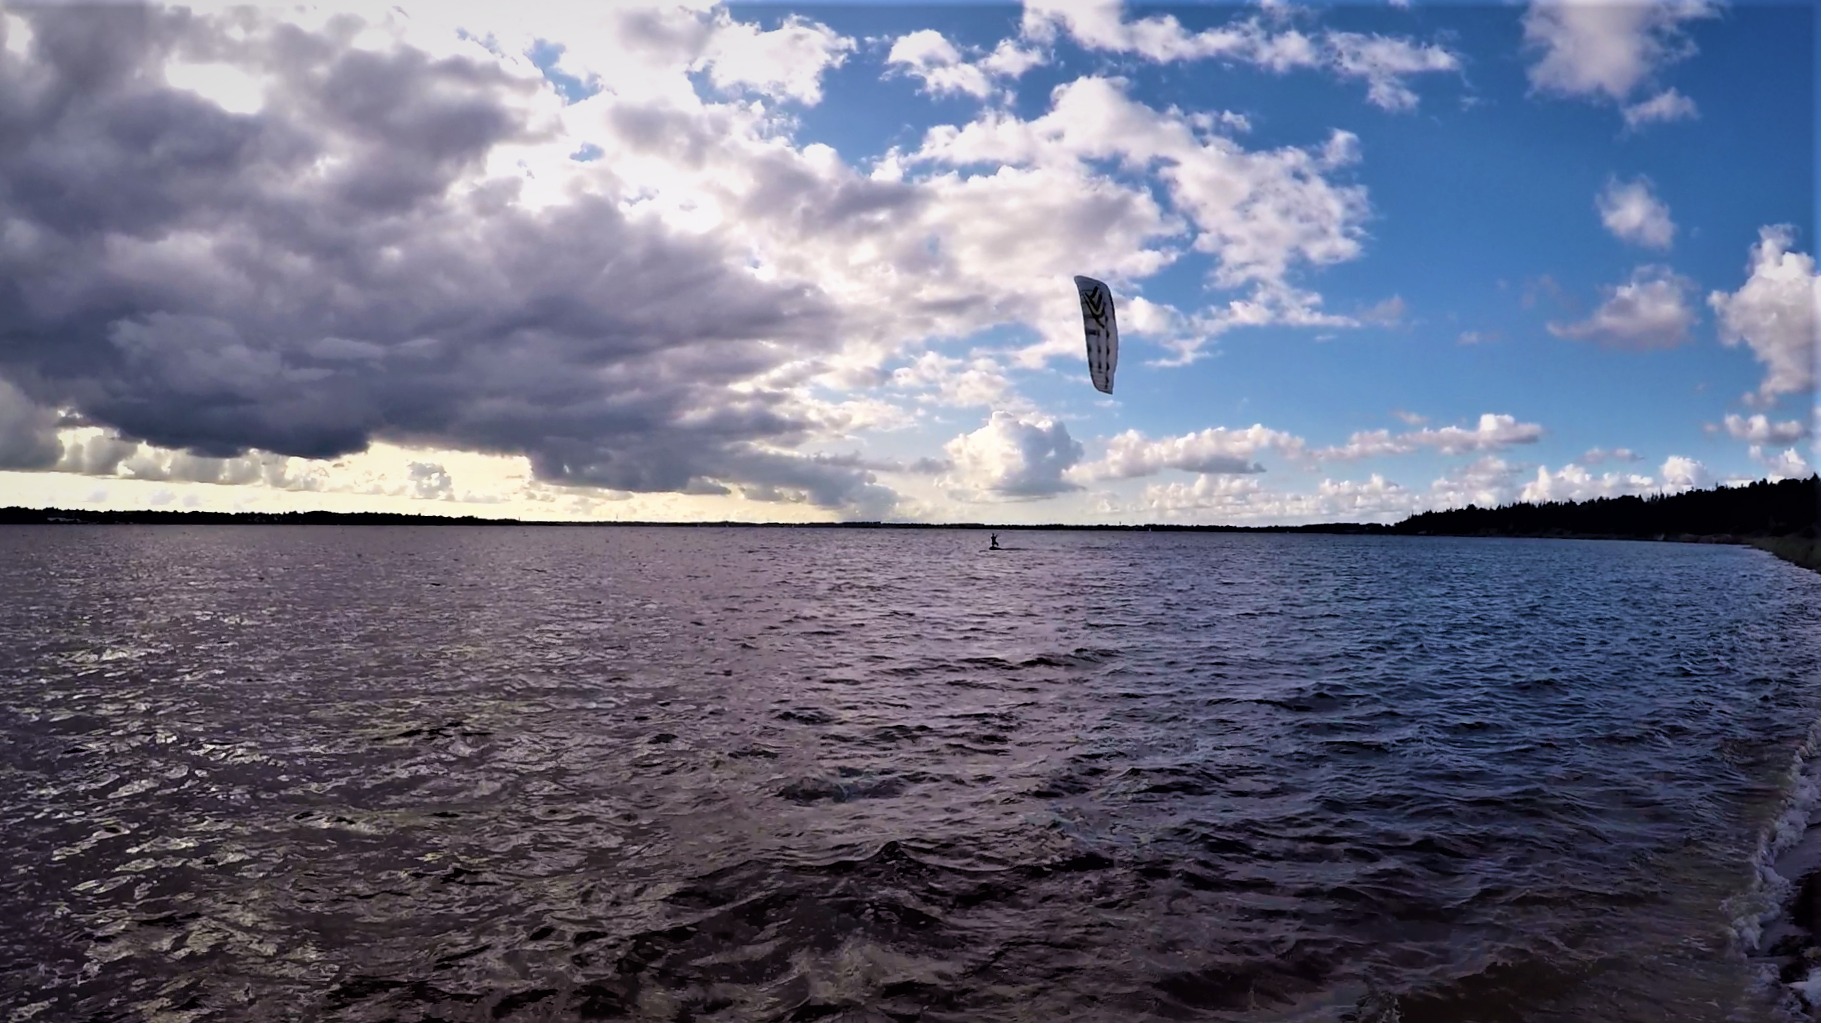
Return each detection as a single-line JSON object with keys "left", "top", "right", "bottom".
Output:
{"left": 1074, "top": 275, "right": 1118, "bottom": 394}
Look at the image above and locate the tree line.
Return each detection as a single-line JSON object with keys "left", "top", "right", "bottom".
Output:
{"left": 1, "top": 474, "right": 1815, "bottom": 537}
{"left": 1389, "top": 475, "right": 1816, "bottom": 539}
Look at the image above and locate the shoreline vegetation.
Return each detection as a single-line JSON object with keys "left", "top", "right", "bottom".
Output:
{"left": 2, "top": 474, "right": 1815, "bottom": 570}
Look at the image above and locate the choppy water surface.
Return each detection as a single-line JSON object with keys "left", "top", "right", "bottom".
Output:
{"left": 3, "top": 526, "right": 1820, "bottom": 1023}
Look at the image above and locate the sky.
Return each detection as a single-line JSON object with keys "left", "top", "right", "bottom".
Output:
{"left": 0, "top": 0, "right": 1813, "bottom": 524}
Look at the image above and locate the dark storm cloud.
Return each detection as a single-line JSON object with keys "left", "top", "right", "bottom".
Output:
{"left": 0, "top": 377, "right": 60, "bottom": 468}
{"left": 0, "top": 6, "right": 898, "bottom": 514}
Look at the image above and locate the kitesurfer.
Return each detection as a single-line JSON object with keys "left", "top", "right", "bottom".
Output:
{"left": 989, "top": 533, "right": 1001, "bottom": 550}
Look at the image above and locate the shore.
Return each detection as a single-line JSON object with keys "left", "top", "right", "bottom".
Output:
{"left": 1751, "top": 535, "right": 1821, "bottom": 573}
{"left": 1766, "top": 823, "right": 1821, "bottom": 1018}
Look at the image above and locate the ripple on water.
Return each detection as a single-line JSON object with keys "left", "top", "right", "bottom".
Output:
{"left": 0, "top": 526, "right": 1818, "bottom": 1021}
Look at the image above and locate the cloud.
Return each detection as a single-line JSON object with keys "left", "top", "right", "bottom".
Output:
{"left": 34, "top": 423, "right": 913, "bottom": 517}
{"left": 1709, "top": 226, "right": 1819, "bottom": 404}
{"left": 887, "top": 30, "right": 981, "bottom": 96}
{"left": 1622, "top": 87, "right": 1697, "bottom": 129}
{"left": 1128, "top": 473, "right": 1266, "bottom": 516}
{"left": 696, "top": 11, "right": 855, "bottom": 105}
{"left": 1581, "top": 446, "right": 1641, "bottom": 465}
{"left": 1127, "top": 471, "right": 1420, "bottom": 523}
{"left": 1548, "top": 266, "right": 1697, "bottom": 349}
{"left": 1517, "top": 455, "right": 1725, "bottom": 504}
{"left": 1150, "top": 284, "right": 1360, "bottom": 365}
{"left": 54, "top": 430, "right": 145, "bottom": 477}
{"left": 35, "top": 420, "right": 757, "bottom": 513}
{"left": 886, "top": 30, "right": 1043, "bottom": 99}
{"left": 1427, "top": 455, "right": 1525, "bottom": 509}
{"left": 1073, "top": 424, "right": 1307, "bottom": 480}
{"left": 1316, "top": 413, "right": 1545, "bottom": 460}
{"left": 1406, "top": 414, "right": 1546, "bottom": 453}
{"left": 981, "top": 37, "right": 1048, "bottom": 79}
{"left": 408, "top": 461, "right": 455, "bottom": 500}
{"left": 0, "top": 3, "right": 1411, "bottom": 520}
{"left": 0, "top": 4, "right": 945, "bottom": 520}
{"left": 909, "top": 75, "right": 1375, "bottom": 362}
{"left": 889, "top": 352, "right": 1019, "bottom": 409}
{"left": 1518, "top": 462, "right": 1659, "bottom": 503}
{"left": 1751, "top": 446, "right": 1813, "bottom": 480}
{"left": 1522, "top": 0, "right": 1716, "bottom": 109}
{"left": 1021, "top": 1, "right": 1461, "bottom": 111}
{"left": 1657, "top": 454, "right": 1712, "bottom": 493}
{"left": 49, "top": 426, "right": 331, "bottom": 491}
{"left": 1522, "top": 273, "right": 1576, "bottom": 314}
{"left": 0, "top": 6, "right": 1017, "bottom": 522}
{"left": 0, "top": 378, "right": 63, "bottom": 470}
{"left": 915, "top": 78, "right": 1366, "bottom": 292}
{"left": 1596, "top": 176, "right": 1675, "bottom": 249}
{"left": 1021, "top": 0, "right": 1320, "bottom": 67}
{"left": 1324, "top": 32, "right": 1462, "bottom": 112}
{"left": 1360, "top": 294, "right": 1407, "bottom": 325}
{"left": 1719, "top": 413, "right": 1809, "bottom": 445}
{"left": 942, "top": 410, "right": 1083, "bottom": 499}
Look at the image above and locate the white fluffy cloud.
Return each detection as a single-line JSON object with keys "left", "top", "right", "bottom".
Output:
{"left": 942, "top": 411, "right": 1084, "bottom": 499}
{"left": 1130, "top": 448, "right": 1741, "bottom": 524}
{"left": 1073, "top": 424, "right": 1307, "bottom": 480}
{"left": 1548, "top": 266, "right": 1697, "bottom": 349}
{"left": 1021, "top": 1, "right": 1461, "bottom": 111}
{"left": 697, "top": 11, "right": 855, "bottom": 104}
{"left": 1426, "top": 455, "right": 1525, "bottom": 509}
{"left": 1518, "top": 454, "right": 1712, "bottom": 502}
{"left": 1316, "top": 413, "right": 1545, "bottom": 460}
{"left": 1131, "top": 472, "right": 1420, "bottom": 523}
{"left": 1597, "top": 176, "right": 1675, "bottom": 249}
{"left": 1658, "top": 454, "right": 1713, "bottom": 492}
{"left": 1622, "top": 87, "right": 1697, "bottom": 129}
{"left": 1751, "top": 446, "right": 1813, "bottom": 480}
{"left": 915, "top": 78, "right": 1366, "bottom": 291}
{"left": 911, "top": 75, "right": 1372, "bottom": 361}
{"left": 1325, "top": 31, "right": 1462, "bottom": 112}
{"left": 1523, "top": 0, "right": 1716, "bottom": 115}
{"left": 1720, "top": 413, "right": 1808, "bottom": 445}
{"left": 889, "top": 352, "right": 1019, "bottom": 409}
{"left": 1022, "top": 0, "right": 1317, "bottom": 66}
{"left": 886, "top": 30, "right": 1042, "bottom": 99}
{"left": 1709, "top": 226, "right": 1819, "bottom": 404}
{"left": 1519, "top": 462, "right": 1658, "bottom": 502}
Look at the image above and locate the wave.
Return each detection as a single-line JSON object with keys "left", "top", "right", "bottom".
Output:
{"left": 1729, "top": 712, "right": 1821, "bottom": 1017}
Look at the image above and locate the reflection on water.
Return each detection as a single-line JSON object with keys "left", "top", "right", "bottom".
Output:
{"left": 2, "top": 525, "right": 1818, "bottom": 1022}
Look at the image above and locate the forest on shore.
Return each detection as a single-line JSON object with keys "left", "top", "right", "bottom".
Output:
{"left": 1389, "top": 474, "right": 1815, "bottom": 538}
{"left": 1386, "top": 474, "right": 1818, "bottom": 570}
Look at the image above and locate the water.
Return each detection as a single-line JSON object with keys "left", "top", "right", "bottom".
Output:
{"left": 2, "top": 525, "right": 1818, "bottom": 1023}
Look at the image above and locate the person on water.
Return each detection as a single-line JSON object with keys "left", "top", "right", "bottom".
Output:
{"left": 989, "top": 533, "right": 1001, "bottom": 550}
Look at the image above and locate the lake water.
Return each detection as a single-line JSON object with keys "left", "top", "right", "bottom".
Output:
{"left": 3, "top": 525, "right": 1819, "bottom": 1023}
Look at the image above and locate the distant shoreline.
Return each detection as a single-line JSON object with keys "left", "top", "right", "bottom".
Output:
{"left": 3, "top": 475, "right": 1815, "bottom": 570}
{"left": 0, "top": 508, "right": 1802, "bottom": 536}
{"left": 0, "top": 507, "right": 1393, "bottom": 532}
